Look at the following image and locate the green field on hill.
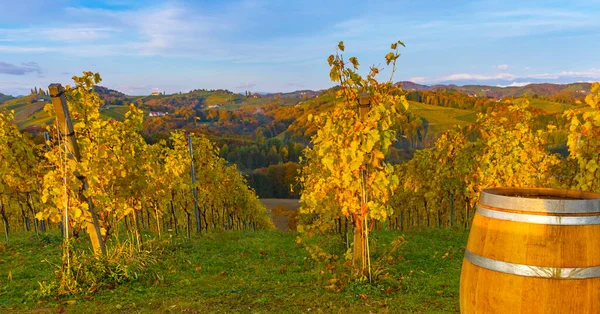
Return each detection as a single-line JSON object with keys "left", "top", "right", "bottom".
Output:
{"left": 0, "top": 96, "right": 52, "bottom": 128}
{"left": 408, "top": 101, "right": 477, "bottom": 133}
{"left": 511, "top": 98, "right": 570, "bottom": 114}
{"left": 1, "top": 91, "right": 585, "bottom": 137}
{"left": 0, "top": 94, "right": 298, "bottom": 128}
{"left": 100, "top": 106, "right": 130, "bottom": 121}
{"left": 0, "top": 228, "right": 467, "bottom": 313}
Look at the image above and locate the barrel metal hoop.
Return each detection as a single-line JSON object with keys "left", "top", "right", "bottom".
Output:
{"left": 476, "top": 206, "right": 600, "bottom": 225}
{"left": 464, "top": 249, "right": 600, "bottom": 279}
{"left": 480, "top": 188, "right": 600, "bottom": 214}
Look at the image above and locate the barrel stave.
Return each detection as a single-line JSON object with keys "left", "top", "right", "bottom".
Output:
{"left": 461, "top": 261, "right": 600, "bottom": 313}
{"left": 460, "top": 188, "right": 600, "bottom": 314}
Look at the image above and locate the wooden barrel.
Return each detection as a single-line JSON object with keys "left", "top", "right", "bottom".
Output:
{"left": 460, "top": 188, "right": 600, "bottom": 314}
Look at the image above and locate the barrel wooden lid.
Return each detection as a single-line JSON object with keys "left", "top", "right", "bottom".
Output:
{"left": 480, "top": 188, "right": 600, "bottom": 214}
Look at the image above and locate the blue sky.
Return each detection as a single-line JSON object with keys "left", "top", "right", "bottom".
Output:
{"left": 0, "top": 0, "right": 599, "bottom": 95}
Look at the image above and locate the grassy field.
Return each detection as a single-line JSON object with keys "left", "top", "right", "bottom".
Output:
{"left": 510, "top": 97, "right": 593, "bottom": 114}
{"left": 511, "top": 98, "right": 567, "bottom": 114}
{"left": 100, "top": 106, "right": 130, "bottom": 121}
{"left": 0, "top": 97, "right": 133, "bottom": 128}
{"left": 408, "top": 101, "right": 477, "bottom": 134}
{"left": 0, "top": 228, "right": 468, "bottom": 313}
{"left": 527, "top": 99, "right": 567, "bottom": 114}
{"left": 0, "top": 97, "right": 53, "bottom": 128}
{"left": 0, "top": 95, "right": 292, "bottom": 128}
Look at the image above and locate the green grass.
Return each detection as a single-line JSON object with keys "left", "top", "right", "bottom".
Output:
{"left": 574, "top": 105, "right": 597, "bottom": 114}
{"left": 527, "top": 99, "right": 566, "bottom": 114}
{"left": 220, "top": 97, "right": 297, "bottom": 110}
{"left": 0, "top": 96, "right": 54, "bottom": 128}
{"left": 0, "top": 228, "right": 468, "bottom": 313}
{"left": 511, "top": 98, "right": 567, "bottom": 114}
{"left": 101, "top": 106, "right": 130, "bottom": 121}
{"left": 511, "top": 97, "right": 595, "bottom": 115}
{"left": 0, "top": 97, "right": 49, "bottom": 127}
{"left": 453, "top": 112, "right": 478, "bottom": 123}
{"left": 0, "top": 98, "right": 132, "bottom": 128}
{"left": 408, "top": 101, "right": 476, "bottom": 134}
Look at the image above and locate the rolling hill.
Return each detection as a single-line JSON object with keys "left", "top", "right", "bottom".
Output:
{"left": 0, "top": 86, "right": 322, "bottom": 129}
{"left": 0, "top": 92, "right": 14, "bottom": 103}
{"left": 408, "top": 101, "right": 477, "bottom": 133}
{"left": 512, "top": 98, "right": 572, "bottom": 114}
{"left": 0, "top": 92, "right": 133, "bottom": 128}
{"left": 0, "top": 82, "right": 592, "bottom": 135}
{"left": 0, "top": 95, "right": 52, "bottom": 128}
{"left": 398, "top": 81, "right": 591, "bottom": 99}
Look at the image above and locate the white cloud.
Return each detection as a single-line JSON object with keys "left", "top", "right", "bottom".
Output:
{"left": 0, "top": 80, "right": 44, "bottom": 95}
{"left": 530, "top": 69, "right": 600, "bottom": 79}
{"left": 423, "top": 68, "right": 600, "bottom": 85}
{"left": 524, "top": 66, "right": 531, "bottom": 70}
{"left": 44, "top": 27, "right": 119, "bottom": 42}
{"left": 413, "top": 22, "right": 444, "bottom": 29}
{"left": 491, "top": 9, "right": 585, "bottom": 19}
{"left": 408, "top": 76, "right": 428, "bottom": 83}
{"left": 496, "top": 82, "right": 532, "bottom": 87}
{"left": 113, "top": 84, "right": 151, "bottom": 95}
{"left": 1, "top": 1, "right": 599, "bottom": 94}
{"left": 440, "top": 73, "right": 517, "bottom": 81}
{"left": 0, "top": 2, "right": 340, "bottom": 64}
{"left": 234, "top": 83, "right": 256, "bottom": 89}
{"left": 402, "top": 7, "right": 600, "bottom": 41}
{"left": 121, "top": 5, "right": 234, "bottom": 56}
{"left": 496, "top": 64, "right": 509, "bottom": 71}
{"left": 0, "top": 61, "right": 41, "bottom": 75}
{"left": 0, "top": 46, "right": 56, "bottom": 53}
{"left": 0, "top": 26, "right": 119, "bottom": 43}
{"left": 0, "top": 3, "right": 237, "bottom": 58}
{"left": 1, "top": 1, "right": 598, "bottom": 64}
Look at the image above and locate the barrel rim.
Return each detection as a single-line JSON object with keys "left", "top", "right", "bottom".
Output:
{"left": 464, "top": 249, "right": 600, "bottom": 279}
{"left": 476, "top": 205, "right": 600, "bottom": 225}
{"left": 480, "top": 188, "right": 600, "bottom": 214}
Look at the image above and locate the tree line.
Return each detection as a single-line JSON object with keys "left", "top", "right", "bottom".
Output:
{"left": 0, "top": 72, "right": 273, "bottom": 250}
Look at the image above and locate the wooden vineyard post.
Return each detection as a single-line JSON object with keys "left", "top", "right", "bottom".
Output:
{"left": 357, "top": 93, "right": 372, "bottom": 282}
{"left": 188, "top": 134, "right": 202, "bottom": 234}
{"left": 48, "top": 84, "right": 106, "bottom": 256}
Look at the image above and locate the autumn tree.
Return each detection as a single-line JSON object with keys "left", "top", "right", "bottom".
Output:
{"left": 392, "top": 100, "right": 561, "bottom": 231}
{"left": 299, "top": 41, "right": 408, "bottom": 278}
{"left": 564, "top": 82, "right": 600, "bottom": 191}
{"left": 473, "top": 100, "right": 560, "bottom": 191}
{"left": 0, "top": 110, "right": 43, "bottom": 242}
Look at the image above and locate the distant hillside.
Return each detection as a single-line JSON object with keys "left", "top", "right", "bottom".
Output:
{"left": 0, "top": 94, "right": 51, "bottom": 128}
{"left": 0, "top": 86, "right": 322, "bottom": 130}
{"left": 2, "top": 81, "right": 592, "bottom": 139}
{"left": 397, "top": 82, "right": 435, "bottom": 91}
{"left": 397, "top": 81, "right": 591, "bottom": 99}
{"left": 0, "top": 92, "right": 14, "bottom": 103}
{"left": 1, "top": 81, "right": 593, "bottom": 108}
{"left": 260, "top": 90, "right": 321, "bottom": 99}
{"left": 407, "top": 101, "right": 477, "bottom": 134}
{"left": 90, "top": 87, "right": 321, "bottom": 110}
{"left": 94, "top": 86, "right": 131, "bottom": 105}
{"left": 131, "top": 88, "right": 321, "bottom": 112}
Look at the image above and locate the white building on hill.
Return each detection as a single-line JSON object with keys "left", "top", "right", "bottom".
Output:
{"left": 149, "top": 111, "right": 168, "bottom": 117}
